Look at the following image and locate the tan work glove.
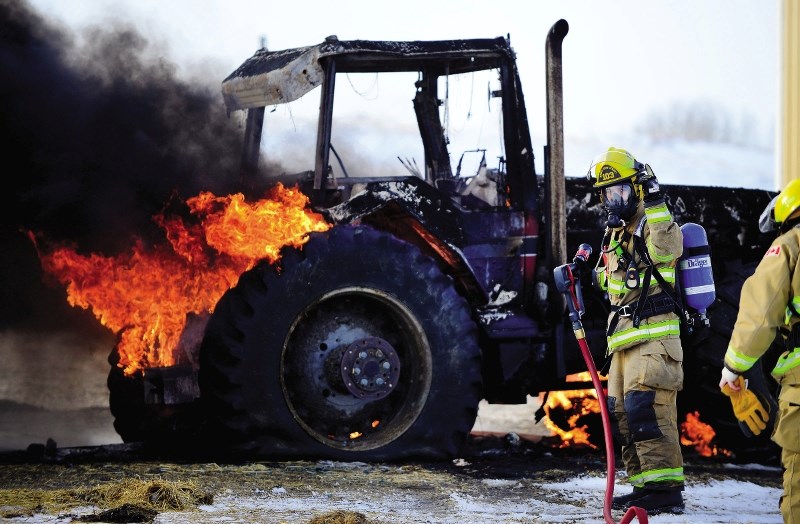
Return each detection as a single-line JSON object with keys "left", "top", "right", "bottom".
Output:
{"left": 721, "top": 376, "right": 770, "bottom": 436}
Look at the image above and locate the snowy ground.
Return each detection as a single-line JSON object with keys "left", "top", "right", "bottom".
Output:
{"left": 0, "top": 454, "right": 782, "bottom": 524}
{"left": 153, "top": 467, "right": 783, "bottom": 524}
{"left": 0, "top": 394, "right": 785, "bottom": 524}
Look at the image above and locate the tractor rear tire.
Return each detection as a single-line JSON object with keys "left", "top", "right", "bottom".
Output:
{"left": 199, "top": 224, "right": 482, "bottom": 460}
{"left": 679, "top": 260, "right": 780, "bottom": 463}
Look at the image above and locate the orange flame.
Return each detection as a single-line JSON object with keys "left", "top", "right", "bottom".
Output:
{"left": 543, "top": 372, "right": 602, "bottom": 449}
{"left": 680, "top": 411, "right": 732, "bottom": 457}
{"left": 33, "top": 183, "right": 330, "bottom": 376}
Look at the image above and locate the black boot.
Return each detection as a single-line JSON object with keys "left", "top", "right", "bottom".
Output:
{"left": 611, "top": 487, "right": 645, "bottom": 510}
{"left": 626, "top": 489, "right": 684, "bottom": 515}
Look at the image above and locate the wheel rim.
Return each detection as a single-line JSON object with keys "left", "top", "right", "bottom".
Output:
{"left": 281, "top": 287, "right": 432, "bottom": 450}
{"left": 340, "top": 336, "right": 401, "bottom": 400}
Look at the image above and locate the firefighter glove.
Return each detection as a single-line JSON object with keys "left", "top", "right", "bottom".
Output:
{"left": 721, "top": 376, "right": 770, "bottom": 436}
{"left": 719, "top": 367, "right": 740, "bottom": 389}
{"left": 638, "top": 170, "right": 663, "bottom": 205}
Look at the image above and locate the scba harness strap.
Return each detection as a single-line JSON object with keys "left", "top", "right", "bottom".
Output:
{"left": 605, "top": 216, "right": 688, "bottom": 337}
{"left": 608, "top": 291, "right": 677, "bottom": 335}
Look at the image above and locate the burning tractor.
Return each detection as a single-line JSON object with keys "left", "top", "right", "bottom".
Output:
{"left": 47, "top": 21, "right": 780, "bottom": 461}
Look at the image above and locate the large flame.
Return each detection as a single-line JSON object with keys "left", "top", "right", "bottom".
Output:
{"left": 32, "top": 183, "right": 330, "bottom": 376}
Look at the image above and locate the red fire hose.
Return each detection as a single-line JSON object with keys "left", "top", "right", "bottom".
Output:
{"left": 574, "top": 330, "right": 648, "bottom": 524}
{"left": 554, "top": 246, "right": 648, "bottom": 524}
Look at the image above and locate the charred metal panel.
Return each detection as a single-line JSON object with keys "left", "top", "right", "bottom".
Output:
{"left": 413, "top": 78, "right": 452, "bottom": 183}
{"left": 312, "top": 37, "right": 513, "bottom": 75}
{"left": 223, "top": 45, "right": 324, "bottom": 111}
{"left": 459, "top": 210, "right": 527, "bottom": 305}
{"left": 324, "top": 177, "right": 464, "bottom": 245}
{"left": 479, "top": 310, "right": 541, "bottom": 339}
{"left": 324, "top": 177, "right": 491, "bottom": 303}
{"left": 240, "top": 107, "right": 265, "bottom": 178}
{"left": 500, "top": 65, "right": 533, "bottom": 212}
{"left": 222, "top": 37, "right": 515, "bottom": 113}
{"left": 143, "top": 365, "right": 199, "bottom": 406}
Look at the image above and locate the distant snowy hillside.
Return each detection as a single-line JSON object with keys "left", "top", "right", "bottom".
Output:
{"left": 559, "top": 137, "right": 776, "bottom": 192}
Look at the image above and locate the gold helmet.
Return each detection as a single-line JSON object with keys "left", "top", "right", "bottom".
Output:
{"left": 774, "top": 178, "right": 800, "bottom": 225}
{"left": 588, "top": 147, "right": 646, "bottom": 224}
{"left": 588, "top": 147, "right": 643, "bottom": 188}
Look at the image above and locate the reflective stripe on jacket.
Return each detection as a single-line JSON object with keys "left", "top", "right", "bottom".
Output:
{"left": 602, "top": 267, "right": 676, "bottom": 296}
{"left": 596, "top": 202, "right": 684, "bottom": 354}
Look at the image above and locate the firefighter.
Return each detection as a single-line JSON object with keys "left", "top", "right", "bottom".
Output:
{"left": 719, "top": 178, "right": 800, "bottom": 524}
{"left": 587, "top": 147, "right": 685, "bottom": 515}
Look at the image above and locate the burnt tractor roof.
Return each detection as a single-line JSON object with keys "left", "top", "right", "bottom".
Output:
{"left": 222, "top": 36, "right": 515, "bottom": 111}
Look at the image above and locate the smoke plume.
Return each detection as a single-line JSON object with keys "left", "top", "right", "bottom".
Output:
{"left": 1, "top": 0, "right": 250, "bottom": 332}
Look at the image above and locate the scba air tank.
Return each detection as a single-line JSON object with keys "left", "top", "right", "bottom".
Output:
{"left": 679, "top": 222, "right": 715, "bottom": 316}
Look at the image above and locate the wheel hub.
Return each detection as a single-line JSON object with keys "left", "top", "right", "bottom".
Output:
{"left": 340, "top": 337, "right": 400, "bottom": 399}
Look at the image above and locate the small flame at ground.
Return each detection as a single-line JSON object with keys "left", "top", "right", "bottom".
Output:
{"left": 31, "top": 183, "right": 330, "bottom": 376}
{"left": 544, "top": 375, "right": 733, "bottom": 458}
{"left": 680, "top": 411, "right": 732, "bottom": 457}
{"left": 543, "top": 372, "right": 601, "bottom": 449}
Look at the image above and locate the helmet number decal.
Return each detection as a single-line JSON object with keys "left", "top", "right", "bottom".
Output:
{"left": 598, "top": 165, "right": 620, "bottom": 183}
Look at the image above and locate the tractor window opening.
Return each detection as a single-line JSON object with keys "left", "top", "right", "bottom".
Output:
{"left": 256, "top": 65, "right": 506, "bottom": 208}
{"left": 260, "top": 94, "right": 318, "bottom": 177}
{"left": 329, "top": 71, "right": 423, "bottom": 179}
{"left": 438, "top": 68, "right": 505, "bottom": 181}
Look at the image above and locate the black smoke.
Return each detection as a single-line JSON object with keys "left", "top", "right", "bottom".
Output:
{"left": 0, "top": 0, "right": 252, "bottom": 331}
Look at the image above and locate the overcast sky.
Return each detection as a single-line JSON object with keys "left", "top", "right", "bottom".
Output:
{"left": 26, "top": 0, "right": 781, "bottom": 187}
{"left": 23, "top": 0, "right": 781, "bottom": 188}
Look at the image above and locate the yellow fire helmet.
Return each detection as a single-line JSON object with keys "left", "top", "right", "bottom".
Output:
{"left": 775, "top": 178, "right": 800, "bottom": 224}
{"left": 588, "top": 147, "right": 643, "bottom": 188}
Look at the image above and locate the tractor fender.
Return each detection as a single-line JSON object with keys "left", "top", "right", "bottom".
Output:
{"left": 324, "top": 177, "right": 489, "bottom": 304}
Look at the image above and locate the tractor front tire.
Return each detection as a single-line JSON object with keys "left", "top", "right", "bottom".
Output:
{"left": 199, "top": 224, "right": 482, "bottom": 460}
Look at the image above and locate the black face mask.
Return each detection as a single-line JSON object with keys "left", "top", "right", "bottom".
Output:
{"left": 600, "top": 181, "right": 639, "bottom": 226}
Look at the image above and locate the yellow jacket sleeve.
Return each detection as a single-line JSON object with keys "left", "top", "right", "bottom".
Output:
{"left": 724, "top": 229, "right": 800, "bottom": 373}
{"left": 643, "top": 201, "right": 683, "bottom": 264}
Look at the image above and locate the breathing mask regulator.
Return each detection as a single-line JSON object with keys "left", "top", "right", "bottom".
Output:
{"left": 599, "top": 179, "right": 639, "bottom": 228}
